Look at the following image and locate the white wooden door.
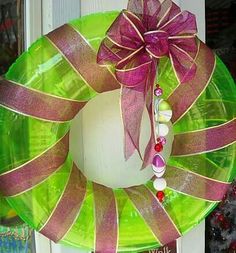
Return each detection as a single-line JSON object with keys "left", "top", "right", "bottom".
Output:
{"left": 26, "top": 0, "right": 206, "bottom": 252}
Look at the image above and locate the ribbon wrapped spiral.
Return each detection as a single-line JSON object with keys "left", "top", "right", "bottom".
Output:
{"left": 0, "top": 1, "right": 236, "bottom": 252}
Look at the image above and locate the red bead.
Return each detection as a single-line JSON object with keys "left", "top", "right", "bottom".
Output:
{"left": 222, "top": 194, "right": 227, "bottom": 201}
{"left": 156, "top": 191, "right": 165, "bottom": 202}
{"left": 212, "top": 212, "right": 221, "bottom": 218}
{"left": 217, "top": 214, "right": 225, "bottom": 222}
{"left": 155, "top": 142, "right": 163, "bottom": 152}
{"left": 230, "top": 241, "right": 236, "bottom": 250}
{"left": 221, "top": 219, "right": 230, "bottom": 230}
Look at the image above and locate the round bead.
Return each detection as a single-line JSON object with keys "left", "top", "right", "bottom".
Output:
{"left": 156, "top": 124, "right": 169, "bottom": 137}
{"left": 153, "top": 164, "right": 166, "bottom": 173}
{"left": 230, "top": 241, "right": 236, "bottom": 250}
{"left": 154, "top": 142, "right": 163, "bottom": 152}
{"left": 153, "top": 167, "right": 166, "bottom": 178}
{"left": 221, "top": 219, "right": 230, "bottom": 230}
{"left": 154, "top": 88, "right": 163, "bottom": 97}
{"left": 158, "top": 100, "right": 173, "bottom": 123}
{"left": 152, "top": 154, "right": 166, "bottom": 168}
{"left": 217, "top": 214, "right": 225, "bottom": 222}
{"left": 153, "top": 178, "right": 167, "bottom": 191}
{"left": 157, "top": 137, "right": 167, "bottom": 145}
{"left": 159, "top": 99, "right": 172, "bottom": 111}
{"left": 159, "top": 110, "right": 173, "bottom": 123}
{"left": 156, "top": 191, "right": 165, "bottom": 202}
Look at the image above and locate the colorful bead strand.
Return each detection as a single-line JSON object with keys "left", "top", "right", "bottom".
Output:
{"left": 152, "top": 84, "right": 173, "bottom": 202}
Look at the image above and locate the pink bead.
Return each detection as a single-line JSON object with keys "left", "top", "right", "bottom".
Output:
{"left": 152, "top": 154, "right": 166, "bottom": 168}
{"left": 154, "top": 88, "right": 163, "bottom": 97}
{"left": 157, "top": 137, "right": 167, "bottom": 145}
{"left": 159, "top": 137, "right": 167, "bottom": 145}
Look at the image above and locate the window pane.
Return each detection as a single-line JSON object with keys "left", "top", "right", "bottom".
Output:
{"left": 206, "top": 0, "right": 236, "bottom": 80}
{"left": 0, "top": 0, "right": 24, "bottom": 75}
{"left": 205, "top": 1, "right": 236, "bottom": 253}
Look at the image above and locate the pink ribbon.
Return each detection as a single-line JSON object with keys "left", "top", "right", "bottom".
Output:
{"left": 97, "top": 0, "right": 198, "bottom": 167}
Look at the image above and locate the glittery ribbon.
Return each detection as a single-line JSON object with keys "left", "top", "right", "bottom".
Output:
{"left": 93, "top": 183, "right": 118, "bottom": 253}
{"left": 171, "top": 119, "right": 236, "bottom": 156}
{"left": 97, "top": 0, "right": 198, "bottom": 167}
{"left": 40, "top": 164, "right": 87, "bottom": 242}
{"left": 0, "top": 78, "right": 86, "bottom": 122}
{"left": 0, "top": 134, "right": 69, "bottom": 197}
{"left": 167, "top": 41, "right": 216, "bottom": 124}
{"left": 46, "top": 24, "right": 120, "bottom": 94}
{"left": 165, "top": 166, "right": 231, "bottom": 201}
{"left": 125, "top": 185, "right": 181, "bottom": 245}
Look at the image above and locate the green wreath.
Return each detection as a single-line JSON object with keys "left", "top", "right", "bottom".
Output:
{"left": 0, "top": 2, "right": 236, "bottom": 253}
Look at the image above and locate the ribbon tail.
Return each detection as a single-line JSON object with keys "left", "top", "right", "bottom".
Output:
{"left": 121, "top": 86, "right": 145, "bottom": 160}
{"left": 142, "top": 61, "right": 158, "bottom": 169}
{"left": 142, "top": 86, "right": 156, "bottom": 169}
{"left": 169, "top": 44, "right": 197, "bottom": 84}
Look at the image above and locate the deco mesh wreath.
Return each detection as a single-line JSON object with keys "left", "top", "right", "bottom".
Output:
{"left": 0, "top": 197, "right": 20, "bottom": 226}
{"left": 0, "top": 0, "right": 236, "bottom": 252}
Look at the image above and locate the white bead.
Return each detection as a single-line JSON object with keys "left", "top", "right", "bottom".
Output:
{"left": 154, "top": 113, "right": 158, "bottom": 122}
{"left": 159, "top": 110, "right": 173, "bottom": 123}
{"left": 153, "top": 167, "right": 166, "bottom": 178}
{"left": 156, "top": 124, "right": 169, "bottom": 137}
{"left": 155, "top": 99, "right": 173, "bottom": 123}
{"left": 152, "top": 164, "right": 166, "bottom": 172}
{"left": 153, "top": 178, "right": 167, "bottom": 191}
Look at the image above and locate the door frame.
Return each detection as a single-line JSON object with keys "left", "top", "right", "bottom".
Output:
{"left": 24, "top": 0, "right": 42, "bottom": 49}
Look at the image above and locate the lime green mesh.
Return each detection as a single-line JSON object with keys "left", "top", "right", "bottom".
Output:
{"left": 0, "top": 11, "right": 235, "bottom": 252}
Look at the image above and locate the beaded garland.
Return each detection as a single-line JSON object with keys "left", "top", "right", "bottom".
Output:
{"left": 153, "top": 85, "right": 173, "bottom": 202}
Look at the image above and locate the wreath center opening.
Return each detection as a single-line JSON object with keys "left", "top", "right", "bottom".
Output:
{"left": 70, "top": 90, "right": 174, "bottom": 189}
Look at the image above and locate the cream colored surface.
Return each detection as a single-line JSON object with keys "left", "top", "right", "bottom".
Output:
{"left": 70, "top": 90, "right": 174, "bottom": 188}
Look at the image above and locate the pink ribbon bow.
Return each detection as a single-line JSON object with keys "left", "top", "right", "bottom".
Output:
{"left": 97, "top": 0, "right": 198, "bottom": 168}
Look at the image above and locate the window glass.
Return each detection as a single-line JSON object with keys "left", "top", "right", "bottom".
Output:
{"left": 0, "top": 0, "right": 24, "bottom": 75}
{"left": 205, "top": 1, "right": 236, "bottom": 252}
{"left": 206, "top": 0, "right": 236, "bottom": 80}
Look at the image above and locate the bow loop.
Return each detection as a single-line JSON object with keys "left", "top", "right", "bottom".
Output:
{"left": 128, "top": 0, "right": 162, "bottom": 30}
{"left": 97, "top": 0, "right": 198, "bottom": 166}
{"left": 116, "top": 51, "right": 153, "bottom": 91}
{"left": 144, "top": 31, "right": 169, "bottom": 58}
{"left": 160, "top": 11, "right": 197, "bottom": 36}
{"left": 107, "top": 11, "right": 144, "bottom": 51}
